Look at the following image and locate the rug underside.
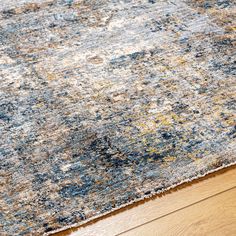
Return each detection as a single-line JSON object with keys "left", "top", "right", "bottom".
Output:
{"left": 0, "top": 0, "right": 235, "bottom": 235}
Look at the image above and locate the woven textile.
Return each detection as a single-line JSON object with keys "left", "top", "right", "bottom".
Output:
{"left": 0, "top": 0, "right": 235, "bottom": 235}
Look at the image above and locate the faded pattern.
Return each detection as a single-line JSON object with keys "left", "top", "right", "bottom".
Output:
{"left": 0, "top": 0, "right": 236, "bottom": 235}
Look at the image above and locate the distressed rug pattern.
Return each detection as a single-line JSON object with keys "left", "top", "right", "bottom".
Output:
{"left": 0, "top": 0, "right": 235, "bottom": 235}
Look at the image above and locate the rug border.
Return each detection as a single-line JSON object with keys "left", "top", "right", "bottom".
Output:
{"left": 44, "top": 160, "right": 236, "bottom": 236}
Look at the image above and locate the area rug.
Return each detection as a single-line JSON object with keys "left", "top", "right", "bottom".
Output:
{"left": 0, "top": 0, "right": 235, "bottom": 235}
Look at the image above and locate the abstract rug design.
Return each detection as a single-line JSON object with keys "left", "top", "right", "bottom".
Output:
{"left": 0, "top": 0, "right": 235, "bottom": 235}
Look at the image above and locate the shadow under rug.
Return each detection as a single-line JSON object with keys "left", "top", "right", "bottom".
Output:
{"left": 0, "top": 0, "right": 235, "bottom": 235}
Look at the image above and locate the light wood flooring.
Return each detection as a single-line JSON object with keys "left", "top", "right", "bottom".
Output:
{"left": 54, "top": 165, "right": 236, "bottom": 236}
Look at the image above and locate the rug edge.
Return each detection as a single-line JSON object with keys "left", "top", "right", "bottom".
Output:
{"left": 44, "top": 160, "right": 236, "bottom": 236}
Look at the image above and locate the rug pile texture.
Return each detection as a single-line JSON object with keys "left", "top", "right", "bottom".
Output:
{"left": 0, "top": 0, "right": 235, "bottom": 235}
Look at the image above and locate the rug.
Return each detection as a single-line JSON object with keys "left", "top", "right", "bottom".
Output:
{"left": 0, "top": 0, "right": 235, "bottom": 235}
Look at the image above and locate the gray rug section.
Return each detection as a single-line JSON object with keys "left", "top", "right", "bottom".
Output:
{"left": 0, "top": 0, "right": 235, "bottom": 235}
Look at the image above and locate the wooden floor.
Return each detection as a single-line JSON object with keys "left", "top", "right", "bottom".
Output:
{"left": 55, "top": 165, "right": 236, "bottom": 236}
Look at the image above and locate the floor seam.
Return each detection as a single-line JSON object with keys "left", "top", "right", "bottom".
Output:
{"left": 116, "top": 186, "right": 236, "bottom": 236}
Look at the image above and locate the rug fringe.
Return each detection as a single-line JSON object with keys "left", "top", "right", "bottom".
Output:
{"left": 45, "top": 160, "right": 236, "bottom": 236}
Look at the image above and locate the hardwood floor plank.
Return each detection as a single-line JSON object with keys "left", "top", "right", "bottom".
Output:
{"left": 56, "top": 166, "right": 236, "bottom": 236}
{"left": 121, "top": 187, "right": 236, "bottom": 236}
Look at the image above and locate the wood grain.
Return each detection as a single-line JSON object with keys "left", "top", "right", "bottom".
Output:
{"left": 55, "top": 165, "right": 236, "bottom": 236}
{"left": 122, "top": 187, "right": 236, "bottom": 236}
